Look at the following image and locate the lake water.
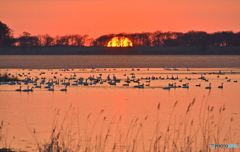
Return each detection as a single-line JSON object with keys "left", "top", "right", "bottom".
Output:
{"left": 0, "top": 55, "right": 240, "bottom": 151}
{"left": 0, "top": 55, "right": 240, "bottom": 69}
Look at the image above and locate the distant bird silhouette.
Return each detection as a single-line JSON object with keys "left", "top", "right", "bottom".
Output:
{"left": 22, "top": 86, "right": 30, "bottom": 92}
{"left": 218, "top": 83, "right": 223, "bottom": 88}
{"left": 205, "top": 83, "right": 211, "bottom": 89}
{"left": 15, "top": 86, "right": 22, "bottom": 91}
{"left": 60, "top": 86, "right": 67, "bottom": 91}
{"left": 182, "top": 83, "right": 189, "bottom": 88}
{"left": 48, "top": 85, "right": 54, "bottom": 91}
{"left": 196, "top": 83, "right": 201, "bottom": 87}
{"left": 231, "top": 70, "right": 236, "bottom": 74}
{"left": 163, "top": 87, "right": 171, "bottom": 90}
{"left": 35, "top": 83, "right": 41, "bottom": 88}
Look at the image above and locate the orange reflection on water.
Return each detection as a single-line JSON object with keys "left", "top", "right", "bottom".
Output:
{"left": 0, "top": 68, "right": 240, "bottom": 151}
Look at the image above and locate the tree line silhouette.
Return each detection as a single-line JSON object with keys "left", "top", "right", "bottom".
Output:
{"left": 1, "top": 21, "right": 240, "bottom": 47}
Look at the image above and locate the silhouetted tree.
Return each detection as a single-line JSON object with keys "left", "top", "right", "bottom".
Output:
{"left": 43, "top": 34, "right": 54, "bottom": 46}
{"left": 18, "top": 32, "right": 31, "bottom": 47}
{"left": 152, "top": 31, "right": 163, "bottom": 46}
{"left": 93, "top": 34, "right": 115, "bottom": 46}
{"left": 0, "top": 21, "right": 14, "bottom": 46}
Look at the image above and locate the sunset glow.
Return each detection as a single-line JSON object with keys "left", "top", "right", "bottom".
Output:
{"left": 107, "top": 37, "right": 133, "bottom": 47}
{"left": 1, "top": 0, "right": 239, "bottom": 38}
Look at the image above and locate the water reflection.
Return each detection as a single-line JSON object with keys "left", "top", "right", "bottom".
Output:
{"left": 0, "top": 68, "right": 239, "bottom": 151}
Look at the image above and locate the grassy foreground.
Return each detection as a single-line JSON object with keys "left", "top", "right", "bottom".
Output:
{"left": 1, "top": 97, "right": 238, "bottom": 152}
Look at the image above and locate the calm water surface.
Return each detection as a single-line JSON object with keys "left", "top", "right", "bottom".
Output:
{"left": 0, "top": 55, "right": 240, "bottom": 68}
{"left": 0, "top": 55, "right": 240, "bottom": 151}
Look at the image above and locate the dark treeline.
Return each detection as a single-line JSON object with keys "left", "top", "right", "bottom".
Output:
{"left": 17, "top": 31, "right": 89, "bottom": 47}
{"left": 0, "top": 21, "right": 89, "bottom": 47}
{"left": 1, "top": 21, "right": 240, "bottom": 47}
{"left": 93, "top": 31, "right": 240, "bottom": 48}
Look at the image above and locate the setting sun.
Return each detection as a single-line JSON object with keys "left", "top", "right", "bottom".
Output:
{"left": 107, "top": 37, "right": 133, "bottom": 47}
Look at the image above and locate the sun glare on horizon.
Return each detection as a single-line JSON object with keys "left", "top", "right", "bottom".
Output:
{"left": 107, "top": 37, "right": 133, "bottom": 47}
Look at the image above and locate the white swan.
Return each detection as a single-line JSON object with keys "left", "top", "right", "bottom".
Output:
{"left": 152, "top": 76, "right": 155, "bottom": 80}
{"left": 23, "top": 86, "right": 33, "bottom": 92}
{"left": 48, "top": 85, "right": 54, "bottom": 91}
{"left": 15, "top": 86, "right": 22, "bottom": 91}
{"left": 134, "top": 83, "right": 144, "bottom": 88}
{"left": 35, "top": 83, "right": 41, "bottom": 88}
{"left": 113, "top": 74, "right": 116, "bottom": 80}
{"left": 218, "top": 83, "right": 223, "bottom": 88}
{"left": 231, "top": 70, "right": 236, "bottom": 74}
{"left": 107, "top": 75, "right": 111, "bottom": 80}
{"left": 88, "top": 75, "right": 93, "bottom": 80}
{"left": 109, "top": 81, "right": 116, "bottom": 85}
{"left": 22, "top": 86, "right": 30, "bottom": 92}
{"left": 163, "top": 87, "right": 171, "bottom": 90}
{"left": 72, "top": 81, "right": 78, "bottom": 86}
{"left": 205, "top": 83, "right": 211, "bottom": 89}
{"left": 199, "top": 74, "right": 205, "bottom": 80}
{"left": 40, "top": 79, "right": 45, "bottom": 84}
{"left": 44, "top": 84, "right": 51, "bottom": 88}
{"left": 171, "top": 83, "right": 177, "bottom": 88}
{"left": 78, "top": 79, "right": 83, "bottom": 85}
{"left": 182, "top": 83, "right": 189, "bottom": 88}
{"left": 196, "top": 83, "right": 201, "bottom": 87}
{"left": 55, "top": 79, "right": 59, "bottom": 85}
{"left": 61, "top": 80, "right": 66, "bottom": 85}
{"left": 83, "top": 79, "right": 88, "bottom": 86}
{"left": 60, "top": 86, "right": 67, "bottom": 91}
{"left": 65, "top": 80, "right": 70, "bottom": 85}
{"left": 28, "top": 87, "right": 34, "bottom": 92}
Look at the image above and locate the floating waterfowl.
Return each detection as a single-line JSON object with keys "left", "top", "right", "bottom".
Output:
{"left": 60, "top": 86, "right": 67, "bottom": 91}
{"left": 48, "top": 85, "right": 54, "bottom": 91}
{"left": 196, "top": 83, "right": 201, "bottom": 87}
{"left": 218, "top": 83, "right": 223, "bottom": 88}
{"left": 15, "top": 86, "right": 22, "bottom": 91}
{"left": 205, "top": 83, "right": 211, "bottom": 89}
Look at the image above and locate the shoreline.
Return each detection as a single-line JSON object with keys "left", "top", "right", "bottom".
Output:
{"left": 0, "top": 46, "right": 240, "bottom": 55}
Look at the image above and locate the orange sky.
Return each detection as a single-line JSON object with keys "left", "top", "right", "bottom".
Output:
{"left": 1, "top": 0, "right": 240, "bottom": 38}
